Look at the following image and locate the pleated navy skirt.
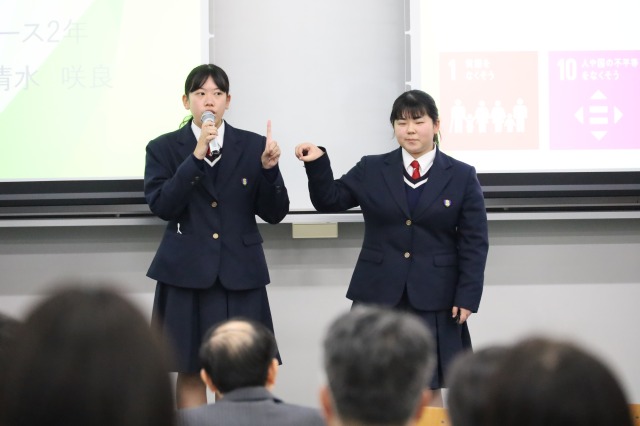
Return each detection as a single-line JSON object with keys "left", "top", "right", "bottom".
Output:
{"left": 354, "top": 288, "right": 472, "bottom": 390}
{"left": 152, "top": 279, "right": 278, "bottom": 373}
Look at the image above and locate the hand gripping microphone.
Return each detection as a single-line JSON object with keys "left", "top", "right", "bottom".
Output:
{"left": 200, "top": 111, "right": 220, "bottom": 155}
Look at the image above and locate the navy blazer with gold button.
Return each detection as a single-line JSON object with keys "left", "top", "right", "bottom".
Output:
{"left": 144, "top": 120, "right": 289, "bottom": 290}
{"left": 304, "top": 146, "right": 488, "bottom": 312}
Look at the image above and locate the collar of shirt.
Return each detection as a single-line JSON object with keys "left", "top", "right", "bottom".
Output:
{"left": 191, "top": 119, "right": 225, "bottom": 151}
{"left": 402, "top": 146, "right": 436, "bottom": 176}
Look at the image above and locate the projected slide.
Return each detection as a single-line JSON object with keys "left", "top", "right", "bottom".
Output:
{"left": 548, "top": 51, "right": 639, "bottom": 150}
{"left": 0, "top": 0, "right": 205, "bottom": 181}
{"left": 440, "top": 52, "right": 539, "bottom": 151}
{"left": 412, "top": 0, "right": 640, "bottom": 173}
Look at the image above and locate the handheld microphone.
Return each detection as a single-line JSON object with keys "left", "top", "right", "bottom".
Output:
{"left": 200, "top": 111, "right": 220, "bottom": 155}
{"left": 201, "top": 111, "right": 215, "bottom": 123}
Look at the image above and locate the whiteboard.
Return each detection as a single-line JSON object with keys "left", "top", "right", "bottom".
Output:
{"left": 210, "top": 0, "right": 405, "bottom": 212}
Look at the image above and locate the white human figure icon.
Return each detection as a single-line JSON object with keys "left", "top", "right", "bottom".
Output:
{"left": 450, "top": 99, "right": 466, "bottom": 133}
{"left": 491, "top": 100, "right": 506, "bottom": 133}
{"left": 475, "top": 100, "right": 490, "bottom": 133}
{"left": 504, "top": 113, "right": 516, "bottom": 133}
{"left": 465, "top": 113, "right": 475, "bottom": 133}
{"left": 513, "top": 98, "right": 528, "bottom": 133}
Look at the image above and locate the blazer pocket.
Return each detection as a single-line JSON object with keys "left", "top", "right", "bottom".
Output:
{"left": 433, "top": 253, "right": 458, "bottom": 267}
{"left": 156, "top": 233, "right": 206, "bottom": 273}
{"left": 242, "top": 232, "right": 264, "bottom": 246}
{"left": 358, "top": 247, "right": 383, "bottom": 264}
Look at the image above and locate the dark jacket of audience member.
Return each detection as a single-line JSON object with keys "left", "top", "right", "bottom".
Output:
{"left": 0, "top": 285, "right": 175, "bottom": 426}
{"left": 177, "top": 317, "right": 324, "bottom": 426}
{"left": 320, "top": 305, "right": 436, "bottom": 426}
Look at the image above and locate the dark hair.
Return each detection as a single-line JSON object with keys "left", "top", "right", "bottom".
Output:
{"left": 180, "top": 64, "right": 230, "bottom": 127}
{"left": 199, "top": 317, "right": 278, "bottom": 394}
{"left": 0, "top": 285, "right": 175, "bottom": 426}
{"left": 484, "top": 337, "right": 633, "bottom": 426}
{"left": 0, "top": 312, "right": 20, "bottom": 388}
{"left": 389, "top": 90, "right": 441, "bottom": 143}
{"left": 446, "top": 346, "right": 509, "bottom": 426}
{"left": 0, "top": 312, "right": 19, "bottom": 358}
{"left": 323, "top": 305, "right": 435, "bottom": 426}
{"left": 184, "top": 64, "right": 230, "bottom": 97}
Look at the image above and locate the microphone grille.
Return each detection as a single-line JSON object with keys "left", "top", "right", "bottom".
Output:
{"left": 201, "top": 111, "right": 215, "bottom": 122}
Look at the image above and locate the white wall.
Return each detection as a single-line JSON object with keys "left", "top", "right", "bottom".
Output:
{"left": 1, "top": 217, "right": 639, "bottom": 407}
{"left": 210, "top": 0, "right": 406, "bottom": 211}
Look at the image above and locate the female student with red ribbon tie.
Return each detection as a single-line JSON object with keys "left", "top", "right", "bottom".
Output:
{"left": 295, "top": 90, "right": 489, "bottom": 406}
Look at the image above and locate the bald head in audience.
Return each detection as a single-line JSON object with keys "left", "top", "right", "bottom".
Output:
{"left": 177, "top": 317, "right": 324, "bottom": 426}
{"left": 199, "top": 318, "right": 279, "bottom": 397}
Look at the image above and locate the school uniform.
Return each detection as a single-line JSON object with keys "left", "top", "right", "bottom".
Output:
{"left": 144, "top": 120, "right": 289, "bottom": 372}
{"left": 304, "top": 145, "right": 488, "bottom": 388}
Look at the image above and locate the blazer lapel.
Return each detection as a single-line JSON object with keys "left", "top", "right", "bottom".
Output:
{"left": 381, "top": 149, "right": 411, "bottom": 217}
{"left": 176, "top": 122, "right": 197, "bottom": 158}
{"left": 215, "top": 123, "right": 244, "bottom": 191}
{"left": 412, "top": 146, "right": 453, "bottom": 218}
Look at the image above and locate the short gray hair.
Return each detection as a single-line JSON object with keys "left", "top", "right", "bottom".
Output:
{"left": 323, "top": 305, "right": 435, "bottom": 425}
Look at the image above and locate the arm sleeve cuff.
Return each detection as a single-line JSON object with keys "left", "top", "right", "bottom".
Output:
{"left": 262, "top": 165, "right": 280, "bottom": 183}
{"left": 191, "top": 153, "right": 206, "bottom": 171}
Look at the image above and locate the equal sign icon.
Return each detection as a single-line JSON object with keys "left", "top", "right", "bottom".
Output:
{"left": 574, "top": 90, "right": 623, "bottom": 141}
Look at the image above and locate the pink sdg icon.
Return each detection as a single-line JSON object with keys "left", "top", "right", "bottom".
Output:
{"left": 573, "top": 90, "right": 623, "bottom": 141}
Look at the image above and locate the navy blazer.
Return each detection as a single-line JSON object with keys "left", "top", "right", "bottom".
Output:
{"left": 305, "top": 146, "right": 488, "bottom": 312}
{"left": 177, "top": 387, "right": 325, "bottom": 426}
{"left": 144, "top": 121, "right": 289, "bottom": 290}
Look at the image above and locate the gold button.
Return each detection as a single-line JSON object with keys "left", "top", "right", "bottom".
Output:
{"left": 212, "top": 233, "right": 219, "bottom": 239}
{"left": 211, "top": 201, "right": 218, "bottom": 208}
{"left": 404, "top": 252, "right": 410, "bottom": 258}
{"left": 405, "top": 219, "right": 412, "bottom": 226}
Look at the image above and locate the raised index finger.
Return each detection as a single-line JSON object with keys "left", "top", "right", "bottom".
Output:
{"left": 266, "top": 120, "right": 272, "bottom": 143}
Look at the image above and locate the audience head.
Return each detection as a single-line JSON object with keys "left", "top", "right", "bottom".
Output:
{"left": 0, "top": 312, "right": 19, "bottom": 358}
{"left": 484, "top": 336, "right": 633, "bottom": 426}
{"left": 199, "top": 317, "right": 279, "bottom": 395}
{"left": 321, "top": 305, "right": 436, "bottom": 426}
{"left": 0, "top": 284, "right": 175, "bottom": 426}
{"left": 446, "top": 346, "right": 509, "bottom": 426}
{"left": 0, "top": 312, "right": 20, "bottom": 384}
